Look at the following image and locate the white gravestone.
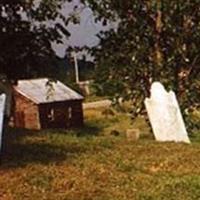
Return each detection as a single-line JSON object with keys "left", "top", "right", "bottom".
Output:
{"left": 144, "top": 82, "right": 190, "bottom": 143}
{"left": 0, "top": 94, "right": 6, "bottom": 151}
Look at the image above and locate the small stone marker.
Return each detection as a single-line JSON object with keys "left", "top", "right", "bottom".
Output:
{"left": 0, "top": 94, "right": 6, "bottom": 152}
{"left": 144, "top": 82, "right": 190, "bottom": 143}
{"left": 126, "top": 128, "right": 140, "bottom": 141}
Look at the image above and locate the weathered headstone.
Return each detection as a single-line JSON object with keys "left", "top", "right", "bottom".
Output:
{"left": 144, "top": 82, "right": 190, "bottom": 143}
{"left": 0, "top": 94, "right": 6, "bottom": 151}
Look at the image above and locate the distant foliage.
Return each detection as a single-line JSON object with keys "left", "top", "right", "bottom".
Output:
{"left": 0, "top": 0, "right": 75, "bottom": 81}
{"left": 83, "top": 0, "right": 200, "bottom": 129}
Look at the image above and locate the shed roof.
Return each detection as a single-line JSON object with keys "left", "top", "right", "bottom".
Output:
{"left": 14, "top": 78, "right": 84, "bottom": 104}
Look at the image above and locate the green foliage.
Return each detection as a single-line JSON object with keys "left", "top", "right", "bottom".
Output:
{"left": 85, "top": 0, "right": 200, "bottom": 130}
{"left": 0, "top": 0, "right": 74, "bottom": 81}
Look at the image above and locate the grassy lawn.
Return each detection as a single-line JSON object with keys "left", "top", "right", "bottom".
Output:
{"left": 0, "top": 108, "right": 200, "bottom": 200}
{"left": 84, "top": 95, "right": 109, "bottom": 103}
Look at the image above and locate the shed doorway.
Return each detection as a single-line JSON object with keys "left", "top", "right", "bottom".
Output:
{"left": 39, "top": 105, "right": 74, "bottom": 129}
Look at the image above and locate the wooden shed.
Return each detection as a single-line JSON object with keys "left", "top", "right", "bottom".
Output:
{"left": 13, "top": 78, "right": 84, "bottom": 130}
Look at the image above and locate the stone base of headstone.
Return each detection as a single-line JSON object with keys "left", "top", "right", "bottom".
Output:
{"left": 126, "top": 129, "right": 140, "bottom": 141}
{"left": 78, "top": 81, "right": 91, "bottom": 96}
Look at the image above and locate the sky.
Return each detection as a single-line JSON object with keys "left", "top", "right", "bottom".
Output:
{"left": 52, "top": 0, "right": 111, "bottom": 59}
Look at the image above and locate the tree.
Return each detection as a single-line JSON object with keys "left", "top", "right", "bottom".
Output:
{"left": 83, "top": 0, "right": 200, "bottom": 129}
{"left": 0, "top": 0, "right": 74, "bottom": 81}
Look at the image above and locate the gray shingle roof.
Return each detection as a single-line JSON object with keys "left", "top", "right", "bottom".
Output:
{"left": 14, "top": 78, "right": 84, "bottom": 104}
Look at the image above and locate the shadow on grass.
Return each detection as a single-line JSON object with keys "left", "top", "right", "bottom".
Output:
{"left": 1, "top": 127, "right": 94, "bottom": 169}
{"left": 1, "top": 142, "right": 86, "bottom": 169}
{"left": 36, "top": 122, "right": 103, "bottom": 137}
{"left": 75, "top": 122, "right": 103, "bottom": 137}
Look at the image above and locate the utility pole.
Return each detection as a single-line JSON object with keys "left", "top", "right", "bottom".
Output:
{"left": 73, "top": 51, "right": 80, "bottom": 84}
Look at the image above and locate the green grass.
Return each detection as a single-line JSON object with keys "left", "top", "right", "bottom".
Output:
{"left": 84, "top": 95, "right": 109, "bottom": 103}
{"left": 0, "top": 109, "right": 200, "bottom": 200}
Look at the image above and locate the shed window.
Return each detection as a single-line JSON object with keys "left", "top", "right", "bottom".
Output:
{"left": 68, "top": 107, "right": 72, "bottom": 120}
{"left": 48, "top": 108, "right": 55, "bottom": 121}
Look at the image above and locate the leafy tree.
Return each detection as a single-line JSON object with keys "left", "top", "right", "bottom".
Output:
{"left": 0, "top": 0, "right": 74, "bottom": 81}
{"left": 83, "top": 0, "right": 200, "bottom": 128}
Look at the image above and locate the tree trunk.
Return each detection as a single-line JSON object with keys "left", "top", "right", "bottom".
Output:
{"left": 155, "top": 0, "right": 163, "bottom": 67}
